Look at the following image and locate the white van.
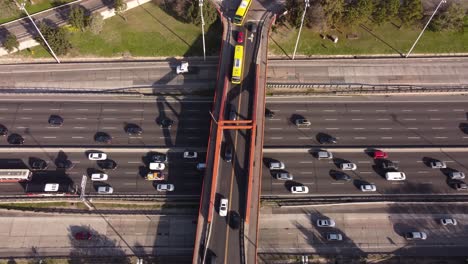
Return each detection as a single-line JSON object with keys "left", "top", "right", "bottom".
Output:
{"left": 385, "top": 172, "right": 406, "bottom": 181}
{"left": 44, "top": 183, "right": 59, "bottom": 192}
{"left": 196, "top": 163, "right": 206, "bottom": 171}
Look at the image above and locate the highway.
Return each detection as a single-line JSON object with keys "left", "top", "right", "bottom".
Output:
{"left": 0, "top": 99, "right": 211, "bottom": 147}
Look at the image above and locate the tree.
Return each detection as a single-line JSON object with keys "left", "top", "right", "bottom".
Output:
{"left": 284, "top": 0, "right": 303, "bottom": 28}
{"left": 343, "top": 0, "right": 375, "bottom": 27}
{"left": 68, "top": 5, "right": 87, "bottom": 31}
{"left": 2, "top": 32, "right": 19, "bottom": 53}
{"left": 399, "top": 0, "right": 423, "bottom": 26}
{"left": 187, "top": 1, "right": 218, "bottom": 26}
{"left": 114, "top": 0, "right": 127, "bottom": 14}
{"left": 372, "top": 0, "right": 400, "bottom": 25}
{"left": 306, "top": 1, "right": 327, "bottom": 31}
{"left": 320, "top": 0, "right": 345, "bottom": 27}
{"left": 429, "top": 3, "right": 465, "bottom": 32}
{"left": 88, "top": 13, "right": 104, "bottom": 34}
{"left": 36, "top": 23, "right": 72, "bottom": 55}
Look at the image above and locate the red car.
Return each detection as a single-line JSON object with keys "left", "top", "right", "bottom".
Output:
{"left": 373, "top": 150, "right": 388, "bottom": 159}
{"left": 74, "top": 231, "right": 92, "bottom": 240}
{"left": 237, "top": 31, "right": 244, "bottom": 44}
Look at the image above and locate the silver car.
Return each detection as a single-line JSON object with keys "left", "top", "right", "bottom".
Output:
{"left": 405, "top": 231, "right": 427, "bottom": 240}
{"left": 430, "top": 160, "right": 446, "bottom": 169}
{"left": 440, "top": 218, "right": 457, "bottom": 226}
{"left": 269, "top": 161, "right": 285, "bottom": 170}
{"left": 326, "top": 233, "right": 343, "bottom": 241}
{"left": 449, "top": 171, "right": 465, "bottom": 180}
{"left": 275, "top": 172, "right": 293, "bottom": 180}
{"left": 295, "top": 119, "right": 311, "bottom": 127}
{"left": 361, "top": 184, "right": 377, "bottom": 192}
{"left": 317, "top": 219, "right": 336, "bottom": 227}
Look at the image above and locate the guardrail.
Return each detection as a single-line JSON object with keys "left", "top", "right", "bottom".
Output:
{"left": 0, "top": 194, "right": 199, "bottom": 202}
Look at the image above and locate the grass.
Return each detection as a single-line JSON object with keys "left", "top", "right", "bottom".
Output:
{"left": 15, "top": 2, "right": 222, "bottom": 58}
{"left": 0, "top": 0, "right": 76, "bottom": 25}
{"left": 269, "top": 17, "right": 468, "bottom": 57}
{"left": 0, "top": 201, "right": 198, "bottom": 211}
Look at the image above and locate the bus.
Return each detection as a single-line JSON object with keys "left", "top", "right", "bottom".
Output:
{"left": 233, "top": 0, "right": 252, "bottom": 26}
{"left": 0, "top": 169, "right": 32, "bottom": 182}
{"left": 231, "top": 45, "right": 244, "bottom": 84}
{"left": 25, "top": 183, "right": 75, "bottom": 196}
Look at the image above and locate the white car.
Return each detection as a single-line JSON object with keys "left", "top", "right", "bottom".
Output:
{"left": 326, "top": 233, "right": 343, "bottom": 241}
{"left": 88, "top": 152, "right": 107, "bottom": 161}
{"left": 291, "top": 186, "right": 309, "bottom": 194}
{"left": 340, "top": 163, "right": 357, "bottom": 171}
{"left": 149, "top": 162, "right": 165, "bottom": 171}
{"left": 183, "top": 151, "right": 198, "bottom": 159}
{"left": 44, "top": 183, "right": 59, "bottom": 192}
{"left": 97, "top": 186, "right": 113, "bottom": 194}
{"left": 91, "top": 173, "right": 108, "bottom": 181}
{"left": 440, "top": 218, "right": 457, "bottom": 226}
{"left": 317, "top": 219, "right": 336, "bottom": 227}
{"left": 360, "top": 184, "right": 377, "bottom": 192}
{"left": 430, "top": 160, "right": 446, "bottom": 169}
{"left": 157, "top": 184, "right": 175, "bottom": 192}
{"left": 176, "top": 61, "right": 189, "bottom": 74}
{"left": 219, "top": 198, "right": 228, "bottom": 217}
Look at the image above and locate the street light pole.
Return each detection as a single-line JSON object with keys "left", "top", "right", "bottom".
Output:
{"left": 406, "top": 0, "right": 446, "bottom": 58}
{"left": 17, "top": 1, "right": 61, "bottom": 63}
{"left": 199, "top": 0, "right": 206, "bottom": 61}
{"left": 292, "top": 0, "right": 310, "bottom": 60}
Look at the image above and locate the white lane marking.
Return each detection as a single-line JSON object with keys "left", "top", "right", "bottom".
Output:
{"left": 132, "top": 109, "right": 144, "bottom": 111}
{"left": 72, "top": 136, "right": 84, "bottom": 139}
{"left": 43, "top": 136, "right": 56, "bottom": 139}
{"left": 269, "top": 118, "right": 281, "bottom": 121}
{"left": 127, "top": 161, "right": 141, "bottom": 164}
{"left": 403, "top": 118, "right": 417, "bottom": 121}
{"left": 298, "top": 128, "right": 311, "bottom": 130}
{"left": 103, "top": 118, "right": 116, "bottom": 120}
{"left": 357, "top": 161, "right": 370, "bottom": 163}
{"left": 75, "top": 117, "right": 87, "bottom": 120}
{"left": 323, "top": 110, "right": 336, "bottom": 112}
{"left": 360, "top": 172, "right": 372, "bottom": 174}
{"left": 298, "top": 137, "right": 313, "bottom": 139}
{"left": 46, "top": 127, "right": 60, "bottom": 129}
{"left": 416, "top": 161, "right": 423, "bottom": 163}
{"left": 269, "top": 128, "right": 282, "bottom": 130}
{"left": 20, "top": 117, "right": 32, "bottom": 120}
{"left": 432, "top": 127, "right": 445, "bottom": 130}
{"left": 131, "top": 118, "right": 144, "bottom": 120}
{"left": 417, "top": 171, "right": 428, "bottom": 173}
{"left": 103, "top": 109, "right": 117, "bottom": 111}
{"left": 381, "top": 137, "right": 393, "bottom": 139}
{"left": 435, "top": 136, "right": 448, "bottom": 139}
{"left": 354, "top": 137, "right": 367, "bottom": 139}
{"left": 76, "top": 109, "right": 89, "bottom": 111}
{"left": 159, "top": 137, "right": 166, "bottom": 139}
{"left": 270, "top": 137, "right": 283, "bottom": 139}
{"left": 430, "top": 118, "right": 442, "bottom": 121}
{"left": 353, "top": 128, "right": 365, "bottom": 130}
{"left": 352, "top": 119, "right": 363, "bottom": 121}
{"left": 102, "top": 127, "right": 117, "bottom": 129}
{"left": 123, "top": 183, "right": 136, "bottom": 186}
{"left": 422, "top": 182, "right": 433, "bottom": 184}
{"left": 331, "top": 182, "right": 345, "bottom": 185}
{"left": 376, "top": 110, "right": 387, "bottom": 112}
{"left": 50, "top": 108, "right": 61, "bottom": 111}
{"left": 325, "top": 128, "right": 339, "bottom": 130}
{"left": 295, "top": 109, "right": 307, "bottom": 112}
{"left": 408, "top": 127, "right": 419, "bottom": 130}
{"left": 0, "top": 108, "right": 8, "bottom": 110}
{"left": 299, "top": 172, "right": 313, "bottom": 174}
{"left": 463, "top": 136, "right": 468, "bottom": 139}
{"left": 402, "top": 110, "right": 413, "bottom": 112}
{"left": 325, "top": 119, "right": 337, "bottom": 121}
{"left": 377, "top": 118, "right": 389, "bottom": 121}
{"left": 350, "top": 110, "right": 360, "bottom": 112}
{"left": 427, "top": 109, "right": 439, "bottom": 112}
{"left": 16, "top": 126, "right": 28, "bottom": 129}
{"left": 22, "top": 108, "right": 32, "bottom": 111}
{"left": 73, "top": 127, "right": 85, "bottom": 129}
{"left": 379, "top": 128, "right": 392, "bottom": 130}
{"left": 391, "top": 182, "right": 405, "bottom": 185}
{"left": 299, "top": 161, "right": 313, "bottom": 164}
{"left": 129, "top": 137, "right": 142, "bottom": 139}
{"left": 408, "top": 137, "right": 421, "bottom": 139}
{"left": 456, "top": 118, "right": 466, "bottom": 120}
{"left": 453, "top": 109, "right": 465, "bottom": 112}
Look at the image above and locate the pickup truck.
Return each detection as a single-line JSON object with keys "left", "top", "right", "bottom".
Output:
{"left": 145, "top": 171, "right": 165, "bottom": 181}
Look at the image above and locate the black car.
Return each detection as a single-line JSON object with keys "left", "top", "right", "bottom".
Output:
{"left": 125, "top": 124, "right": 143, "bottom": 135}
{"left": 333, "top": 172, "right": 351, "bottom": 181}
{"left": 319, "top": 135, "right": 337, "bottom": 144}
{"left": 8, "top": 134, "right": 24, "bottom": 145}
{"left": 381, "top": 160, "right": 399, "bottom": 170}
{"left": 48, "top": 115, "right": 64, "bottom": 127}
{"left": 0, "top": 124, "right": 8, "bottom": 136}
{"left": 224, "top": 144, "right": 233, "bottom": 162}
{"left": 229, "top": 211, "right": 241, "bottom": 229}
{"left": 98, "top": 159, "right": 117, "bottom": 170}
{"left": 31, "top": 159, "right": 48, "bottom": 171}
{"left": 94, "top": 132, "right": 112, "bottom": 144}
{"left": 265, "top": 109, "right": 275, "bottom": 119}
{"left": 55, "top": 160, "right": 74, "bottom": 170}
{"left": 159, "top": 119, "right": 174, "bottom": 129}
{"left": 151, "top": 153, "right": 168, "bottom": 163}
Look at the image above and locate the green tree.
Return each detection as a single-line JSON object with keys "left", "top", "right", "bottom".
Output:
{"left": 114, "top": 0, "right": 127, "bottom": 14}
{"left": 2, "top": 32, "right": 19, "bottom": 53}
{"left": 88, "top": 13, "right": 104, "bottom": 34}
{"left": 187, "top": 1, "right": 218, "bottom": 26}
{"left": 372, "top": 0, "right": 400, "bottom": 25}
{"left": 429, "top": 3, "right": 465, "bottom": 32}
{"left": 36, "top": 23, "right": 72, "bottom": 55}
{"left": 284, "top": 0, "right": 303, "bottom": 28}
{"left": 320, "top": 0, "right": 345, "bottom": 27}
{"left": 68, "top": 5, "right": 87, "bottom": 31}
{"left": 399, "top": 0, "right": 423, "bottom": 26}
{"left": 343, "top": 0, "right": 375, "bottom": 26}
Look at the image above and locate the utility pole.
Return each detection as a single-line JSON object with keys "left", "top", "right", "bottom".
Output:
{"left": 17, "top": 1, "right": 61, "bottom": 63}
{"left": 292, "top": 0, "right": 310, "bottom": 60}
{"left": 406, "top": 0, "right": 446, "bottom": 58}
{"left": 199, "top": 0, "right": 206, "bottom": 61}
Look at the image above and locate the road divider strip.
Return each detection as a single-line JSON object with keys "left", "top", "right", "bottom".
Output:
{"left": 263, "top": 147, "right": 468, "bottom": 153}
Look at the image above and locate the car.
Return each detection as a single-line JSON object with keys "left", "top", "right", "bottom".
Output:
{"left": 453, "top": 182, "right": 468, "bottom": 191}
{"left": 440, "top": 218, "right": 457, "bottom": 226}
{"left": 319, "top": 135, "right": 337, "bottom": 144}
{"left": 224, "top": 144, "right": 233, "bottom": 162}
{"left": 74, "top": 231, "right": 92, "bottom": 240}
{"left": 360, "top": 184, "right": 377, "bottom": 192}
{"left": 317, "top": 150, "right": 333, "bottom": 160}
{"left": 249, "top": 23, "right": 257, "bottom": 33}
{"left": 430, "top": 160, "right": 446, "bottom": 169}
{"left": 291, "top": 186, "right": 309, "bottom": 194}
{"left": 269, "top": 161, "right": 285, "bottom": 170}
{"left": 91, "top": 173, "right": 108, "bottom": 181}
{"left": 176, "top": 61, "right": 189, "bottom": 74}
{"left": 381, "top": 160, "right": 398, "bottom": 170}
{"left": 31, "top": 159, "right": 48, "bottom": 171}
{"left": 326, "top": 233, "right": 343, "bottom": 241}
{"left": 183, "top": 151, "right": 198, "bottom": 159}
{"left": 229, "top": 211, "right": 241, "bottom": 229}
{"left": 48, "top": 115, "right": 64, "bottom": 127}
{"left": 265, "top": 109, "right": 275, "bottom": 119}
{"left": 97, "top": 186, "right": 113, "bottom": 194}
{"left": 97, "top": 159, "right": 117, "bottom": 170}
{"left": 373, "top": 150, "right": 388, "bottom": 159}
{"left": 340, "top": 163, "right": 357, "bottom": 171}
{"left": 88, "top": 152, "right": 107, "bottom": 161}
{"left": 151, "top": 153, "right": 168, "bottom": 163}
{"left": 156, "top": 183, "right": 175, "bottom": 192}
{"left": 0, "top": 124, "right": 8, "bottom": 136}
{"left": 295, "top": 119, "right": 311, "bottom": 127}
{"left": 8, "top": 133, "right": 24, "bottom": 145}
{"left": 94, "top": 132, "right": 112, "bottom": 144}
{"left": 219, "top": 198, "right": 228, "bottom": 217}
{"left": 229, "top": 108, "right": 237, "bottom": 121}
{"left": 405, "top": 231, "right": 427, "bottom": 240}
{"left": 334, "top": 172, "right": 351, "bottom": 181}
{"left": 449, "top": 171, "right": 465, "bottom": 180}
{"left": 125, "top": 124, "right": 143, "bottom": 135}
{"left": 44, "top": 183, "right": 59, "bottom": 192}
{"left": 274, "top": 172, "right": 293, "bottom": 180}
{"left": 56, "top": 160, "right": 74, "bottom": 170}
{"left": 159, "top": 119, "right": 174, "bottom": 129}
{"left": 196, "top": 163, "right": 206, "bottom": 170}
{"left": 149, "top": 162, "right": 165, "bottom": 171}
{"left": 317, "top": 219, "right": 336, "bottom": 227}
{"left": 236, "top": 31, "right": 244, "bottom": 43}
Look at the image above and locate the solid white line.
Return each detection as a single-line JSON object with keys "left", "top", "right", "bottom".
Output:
{"left": 270, "top": 137, "right": 283, "bottom": 139}
{"left": 325, "top": 128, "right": 339, "bottom": 130}
{"left": 463, "top": 136, "right": 468, "bottom": 139}
{"left": 417, "top": 171, "right": 428, "bottom": 173}
{"left": 16, "top": 126, "right": 28, "bottom": 129}
{"left": 129, "top": 137, "right": 142, "bottom": 139}
{"left": 0, "top": 108, "right": 8, "bottom": 110}
{"left": 360, "top": 172, "right": 372, "bottom": 174}
{"left": 131, "top": 118, "right": 144, "bottom": 120}
{"left": 298, "top": 128, "right": 311, "bottom": 130}
{"left": 299, "top": 172, "right": 313, "bottom": 174}
{"left": 73, "top": 127, "right": 86, "bottom": 129}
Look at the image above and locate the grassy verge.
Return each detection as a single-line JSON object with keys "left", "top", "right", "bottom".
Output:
{"left": 0, "top": 0, "right": 76, "bottom": 25}
{"left": 269, "top": 17, "right": 468, "bottom": 56}
{"left": 14, "top": 2, "right": 222, "bottom": 58}
{"left": 0, "top": 201, "right": 198, "bottom": 211}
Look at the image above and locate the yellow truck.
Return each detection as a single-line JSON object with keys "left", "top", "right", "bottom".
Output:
{"left": 145, "top": 171, "right": 165, "bottom": 181}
